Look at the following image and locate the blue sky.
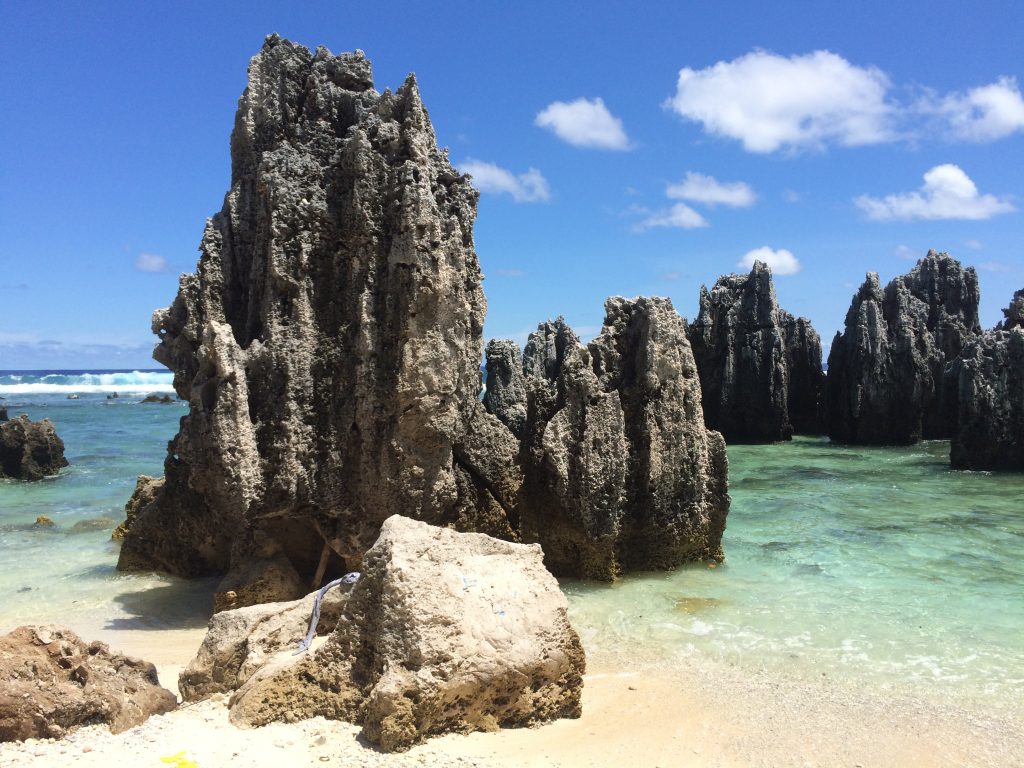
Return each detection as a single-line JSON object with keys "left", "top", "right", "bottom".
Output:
{"left": 1, "top": 0, "right": 1022, "bottom": 369}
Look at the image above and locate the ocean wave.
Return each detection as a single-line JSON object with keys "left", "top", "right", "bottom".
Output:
{"left": 0, "top": 383, "right": 177, "bottom": 395}
{"left": 0, "top": 370, "right": 175, "bottom": 394}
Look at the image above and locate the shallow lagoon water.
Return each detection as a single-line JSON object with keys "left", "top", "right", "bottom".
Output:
{"left": 2, "top": 372, "right": 1022, "bottom": 715}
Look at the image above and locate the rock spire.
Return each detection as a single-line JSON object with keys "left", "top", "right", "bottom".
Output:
{"left": 688, "top": 261, "right": 824, "bottom": 442}
{"left": 825, "top": 251, "right": 980, "bottom": 444}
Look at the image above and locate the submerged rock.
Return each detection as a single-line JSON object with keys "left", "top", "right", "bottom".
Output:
{"left": 0, "top": 414, "right": 68, "bottom": 481}
{"left": 0, "top": 625, "right": 176, "bottom": 741}
{"left": 116, "top": 37, "right": 519, "bottom": 602}
{"left": 948, "top": 289, "right": 1024, "bottom": 471}
{"left": 825, "top": 251, "right": 981, "bottom": 444}
{"left": 227, "top": 515, "right": 585, "bottom": 752}
{"left": 688, "top": 261, "right": 824, "bottom": 442}
{"left": 514, "top": 299, "right": 730, "bottom": 579}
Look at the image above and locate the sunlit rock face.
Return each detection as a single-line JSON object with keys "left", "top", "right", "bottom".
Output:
{"left": 826, "top": 251, "right": 981, "bottom": 445}
{"left": 490, "top": 298, "right": 731, "bottom": 580}
{"left": 117, "top": 36, "right": 519, "bottom": 603}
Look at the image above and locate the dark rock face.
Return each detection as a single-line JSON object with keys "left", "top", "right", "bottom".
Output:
{"left": 117, "top": 36, "right": 519, "bottom": 604}
{"left": 825, "top": 251, "right": 981, "bottom": 445}
{"left": 483, "top": 339, "right": 528, "bottom": 439}
{"left": 0, "top": 625, "right": 176, "bottom": 741}
{"left": 512, "top": 299, "right": 730, "bottom": 579}
{"left": 0, "top": 415, "right": 68, "bottom": 480}
{"left": 688, "top": 261, "right": 824, "bottom": 442}
{"left": 997, "top": 289, "right": 1024, "bottom": 331}
{"left": 948, "top": 289, "right": 1024, "bottom": 470}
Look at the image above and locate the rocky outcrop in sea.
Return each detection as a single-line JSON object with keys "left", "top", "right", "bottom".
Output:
{"left": 0, "top": 414, "right": 68, "bottom": 481}
{"left": 117, "top": 37, "right": 521, "bottom": 604}
{"left": 688, "top": 261, "right": 824, "bottom": 442}
{"left": 825, "top": 251, "right": 981, "bottom": 445}
{"left": 948, "top": 288, "right": 1024, "bottom": 471}
{"left": 488, "top": 300, "right": 730, "bottom": 580}
{"left": 117, "top": 37, "right": 729, "bottom": 597}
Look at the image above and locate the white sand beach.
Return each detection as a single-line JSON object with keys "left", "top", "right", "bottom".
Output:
{"left": 2, "top": 622, "right": 1020, "bottom": 768}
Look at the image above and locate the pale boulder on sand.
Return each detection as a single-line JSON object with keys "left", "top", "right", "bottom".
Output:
{"left": 225, "top": 515, "right": 585, "bottom": 752}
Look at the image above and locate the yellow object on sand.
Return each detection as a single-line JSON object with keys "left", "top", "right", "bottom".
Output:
{"left": 160, "top": 752, "right": 199, "bottom": 768}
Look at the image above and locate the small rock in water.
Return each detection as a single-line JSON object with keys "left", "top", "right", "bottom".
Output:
{"left": 34, "top": 516, "right": 55, "bottom": 527}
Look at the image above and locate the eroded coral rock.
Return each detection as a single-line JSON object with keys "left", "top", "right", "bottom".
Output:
{"left": 226, "top": 516, "right": 584, "bottom": 752}
{"left": 0, "top": 415, "right": 68, "bottom": 481}
{"left": 116, "top": 36, "right": 519, "bottom": 603}
{"left": 0, "top": 625, "right": 176, "bottom": 742}
{"left": 688, "top": 261, "right": 824, "bottom": 442}
{"left": 179, "top": 588, "right": 348, "bottom": 701}
{"left": 948, "top": 289, "right": 1024, "bottom": 471}
{"left": 516, "top": 299, "right": 730, "bottom": 579}
{"left": 825, "top": 251, "right": 981, "bottom": 444}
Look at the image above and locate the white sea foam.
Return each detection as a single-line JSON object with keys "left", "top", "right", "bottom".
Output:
{"left": 0, "top": 370, "right": 174, "bottom": 395}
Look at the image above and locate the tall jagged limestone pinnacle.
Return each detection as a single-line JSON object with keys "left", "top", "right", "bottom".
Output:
{"left": 825, "top": 251, "right": 981, "bottom": 445}
{"left": 117, "top": 36, "right": 520, "bottom": 606}
{"left": 687, "top": 261, "right": 825, "bottom": 442}
{"left": 947, "top": 287, "right": 1024, "bottom": 471}
{"left": 486, "top": 300, "right": 730, "bottom": 580}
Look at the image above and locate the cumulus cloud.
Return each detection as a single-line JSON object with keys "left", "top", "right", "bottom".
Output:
{"left": 535, "top": 97, "right": 631, "bottom": 150}
{"left": 738, "top": 246, "right": 801, "bottom": 275}
{"left": 135, "top": 253, "right": 168, "bottom": 273}
{"left": 633, "top": 203, "right": 708, "bottom": 231}
{"left": 665, "top": 50, "right": 894, "bottom": 153}
{"left": 918, "top": 76, "right": 1024, "bottom": 142}
{"left": 665, "top": 49, "right": 1024, "bottom": 152}
{"left": 666, "top": 172, "right": 756, "bottom": 207}
{"left": 855, "top": 164, "right": 1014, "bottom": 221}
{"left": 460, "top": 160, "right": 550, "bottom": 203}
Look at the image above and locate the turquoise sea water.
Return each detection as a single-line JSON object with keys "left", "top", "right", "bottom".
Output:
{"left": 2, "top": 371, "right": 1022, "bottom": 714}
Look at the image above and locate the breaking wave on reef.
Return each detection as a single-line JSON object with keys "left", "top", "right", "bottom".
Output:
{"left": 0, "top": 370, "right": 174, "bottom": 395}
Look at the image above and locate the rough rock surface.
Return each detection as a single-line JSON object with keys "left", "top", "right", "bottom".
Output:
{"left": 997, "top": 289, "right": 1024, "bottom": 330}
{"left": 825, "top": 251, "right": 981, "bottom": 444}
{"left": 112, "top": 475, "right": 163, "bottom": 541}
{"left": 688, "top": 261, "right": 824, "bottom": 442}
{"left": 0, "top": 415, "right": 68, "bottom": 481}
{"left": 512, "top": 299, "right": 730, "bottom": 579}
{"left": 179, "top": 588, "right": 349, "bottom": 701}
{"left": 0, "top": 625, "right": 176, "bottom": 741}
{"left": 0, "top": 405, "right": 8, "bottom": 422}
{"left": 116, "top": 36, "right": 520, "bottom": 604}
{"left": 483, "top": 339, "right": 528, "bottom": 439}
{"left": 227, "top": 515, "right": 584, "bottom": 752}
{"left": 948, "top": 290, "right": 1024, "bottom": 470}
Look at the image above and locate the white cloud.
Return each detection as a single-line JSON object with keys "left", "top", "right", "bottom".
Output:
{"left": 665, "top": 50, "right": 894, "bottom": 153}
{"left": 855, "top": 164, "right": 1015, "bottom": 221}
{"left": 460, "top": 160, "right": 550, "bottom": 203}
{"left": 135, "top": 253, "right": 168, "bottom": 272}
{"left": 494, "top": 268, "right": 526, "bottom": 277}
{"left": 964, "top": 239, "right": 984, "bottom": 250}
{"left": 782, "top": 189, "right": 801, "bottom": 203}
{"left": 666, "top": 172, "right": 756, "bottom": 207}
{"left": 895, "top": 244, "right": 917, "bottom": 260}
{"left": 535, "top": 97, "right": 631, "bottom": 150}
{"left": 918, "top": 77, "right": 1024, "bottom": 142}
{"left": 634, "top": 203, "right": 708, "bottom": 231}
{"left": 738, "top": 246, "right": 801, "bottom": 275}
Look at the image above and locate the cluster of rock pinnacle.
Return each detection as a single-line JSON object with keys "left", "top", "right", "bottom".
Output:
{"left": 116, "top": 37, "right": 1022, "bottom": 608}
